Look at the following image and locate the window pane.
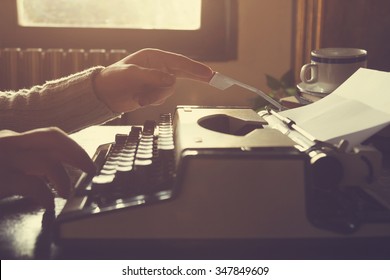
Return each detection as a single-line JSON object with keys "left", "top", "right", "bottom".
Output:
{"left": 17, "top": 0, "right": 201, "bottom": 30}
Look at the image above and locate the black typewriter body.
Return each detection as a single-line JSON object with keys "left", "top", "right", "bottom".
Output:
{"left": 54, "top": 106, "right": 390, "bottom": 246}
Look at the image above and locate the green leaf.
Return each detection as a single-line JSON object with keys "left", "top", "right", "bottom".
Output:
{"left": 265, "top": 74, "right": 282, "bottom": 90}
{"left": 280, "top": 69, "right": 295, "bottom": 87}
{"left": 285, "top": 87, "right": 298, "bottom": 96}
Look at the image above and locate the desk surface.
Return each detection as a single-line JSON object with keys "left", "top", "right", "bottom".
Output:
{"left": 1, "top": 126, "right": 390, "bottom": 260}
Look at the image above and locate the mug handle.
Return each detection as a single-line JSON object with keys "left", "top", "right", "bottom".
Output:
{"left": 300, "top": 63, "right": 318, "bottom": 84}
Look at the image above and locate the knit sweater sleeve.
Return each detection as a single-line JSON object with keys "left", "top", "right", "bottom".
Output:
{"left": 0, "top": 66, "right": 120, "bottom": 133}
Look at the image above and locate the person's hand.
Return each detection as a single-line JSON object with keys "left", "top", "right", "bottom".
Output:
{"left": 0, "top": 128, "right": 95, "bottom": 209}
{"left": 93, "top": 48, "right": 214, "bottom": 113}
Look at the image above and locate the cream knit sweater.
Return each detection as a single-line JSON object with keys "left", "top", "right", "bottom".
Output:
{"left": 0, "top": 66, "right": 120, "bottom": 133}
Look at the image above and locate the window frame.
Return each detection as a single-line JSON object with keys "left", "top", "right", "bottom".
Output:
{"left": 291, "top": 0, "right": 323, "bottom": 83}
{"left": 0, "top": 0, "right": 238, "bottom": 61}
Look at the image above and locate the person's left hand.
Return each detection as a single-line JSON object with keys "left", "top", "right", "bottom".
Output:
{"left": 93, "top": 48, "right": 214, "bottom": 113}
{"left": 0, "top": 128, "right": 96, "bottom": 209}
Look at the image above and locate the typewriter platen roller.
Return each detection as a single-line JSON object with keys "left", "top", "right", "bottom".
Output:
{"left": 55, "top": 106, "right": 390, "bottom": 242}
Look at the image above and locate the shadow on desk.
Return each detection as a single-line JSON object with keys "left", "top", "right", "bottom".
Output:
{"left": 0, "top": 196, "right": 61, "bottom": 259}
{"left": 1, "top": 196, "right": 390, "bottom": 260}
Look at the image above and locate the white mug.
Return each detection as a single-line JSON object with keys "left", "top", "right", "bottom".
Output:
{"left": 300, "top": 48, "right": 367, "bottom": 94}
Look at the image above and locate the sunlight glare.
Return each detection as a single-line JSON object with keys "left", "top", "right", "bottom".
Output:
{"left": 17, "top": 0, "right": 201, "bottom": 30}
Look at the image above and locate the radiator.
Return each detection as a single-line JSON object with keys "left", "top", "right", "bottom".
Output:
{"left": 0, "top": 48, "right": 128, "bottom": 91}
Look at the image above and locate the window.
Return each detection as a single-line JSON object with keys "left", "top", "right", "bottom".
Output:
{"left": 0, "top": 0, "right": 237, "bottom": 61}
{"left": 17, "top": 0, "right": 201, "bottom": 30}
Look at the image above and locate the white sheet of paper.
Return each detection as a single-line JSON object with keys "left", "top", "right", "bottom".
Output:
{"left": 280, "top": 68, "right": 390, "bottom": 148}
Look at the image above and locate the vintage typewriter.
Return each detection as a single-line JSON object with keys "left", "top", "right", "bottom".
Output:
{"left": 55, "top": 106, "right": 390, "bottom": 243}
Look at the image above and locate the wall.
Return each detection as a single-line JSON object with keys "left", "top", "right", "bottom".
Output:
{"left": 320, "top": 0, "right": 390, "bottom": 72}
{"left": 124, "top": 0, "right": 293, "bottom": 124}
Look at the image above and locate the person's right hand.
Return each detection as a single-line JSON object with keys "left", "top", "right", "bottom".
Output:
{"left": 93, "top": 48, "right": 214, "bottom": 113}
{"left": 0, "top": 128, "right": 95, "bottom": 209}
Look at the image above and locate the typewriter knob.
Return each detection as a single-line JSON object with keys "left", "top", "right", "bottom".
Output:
{"left": 310, "top": 153, "right": 343, "bottom": 189}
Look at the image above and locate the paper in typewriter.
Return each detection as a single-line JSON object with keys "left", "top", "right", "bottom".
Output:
{"left": 280, "top": 68, "right": 390, "bottom": 149}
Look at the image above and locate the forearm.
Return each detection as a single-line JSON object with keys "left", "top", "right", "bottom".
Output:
{"left": 0, "top": 66, "right": 120, "bottom": 133}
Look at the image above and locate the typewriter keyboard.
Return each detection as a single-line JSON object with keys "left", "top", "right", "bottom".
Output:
{"left": 75, "top": 113, "right": 176, "bottom": 210}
